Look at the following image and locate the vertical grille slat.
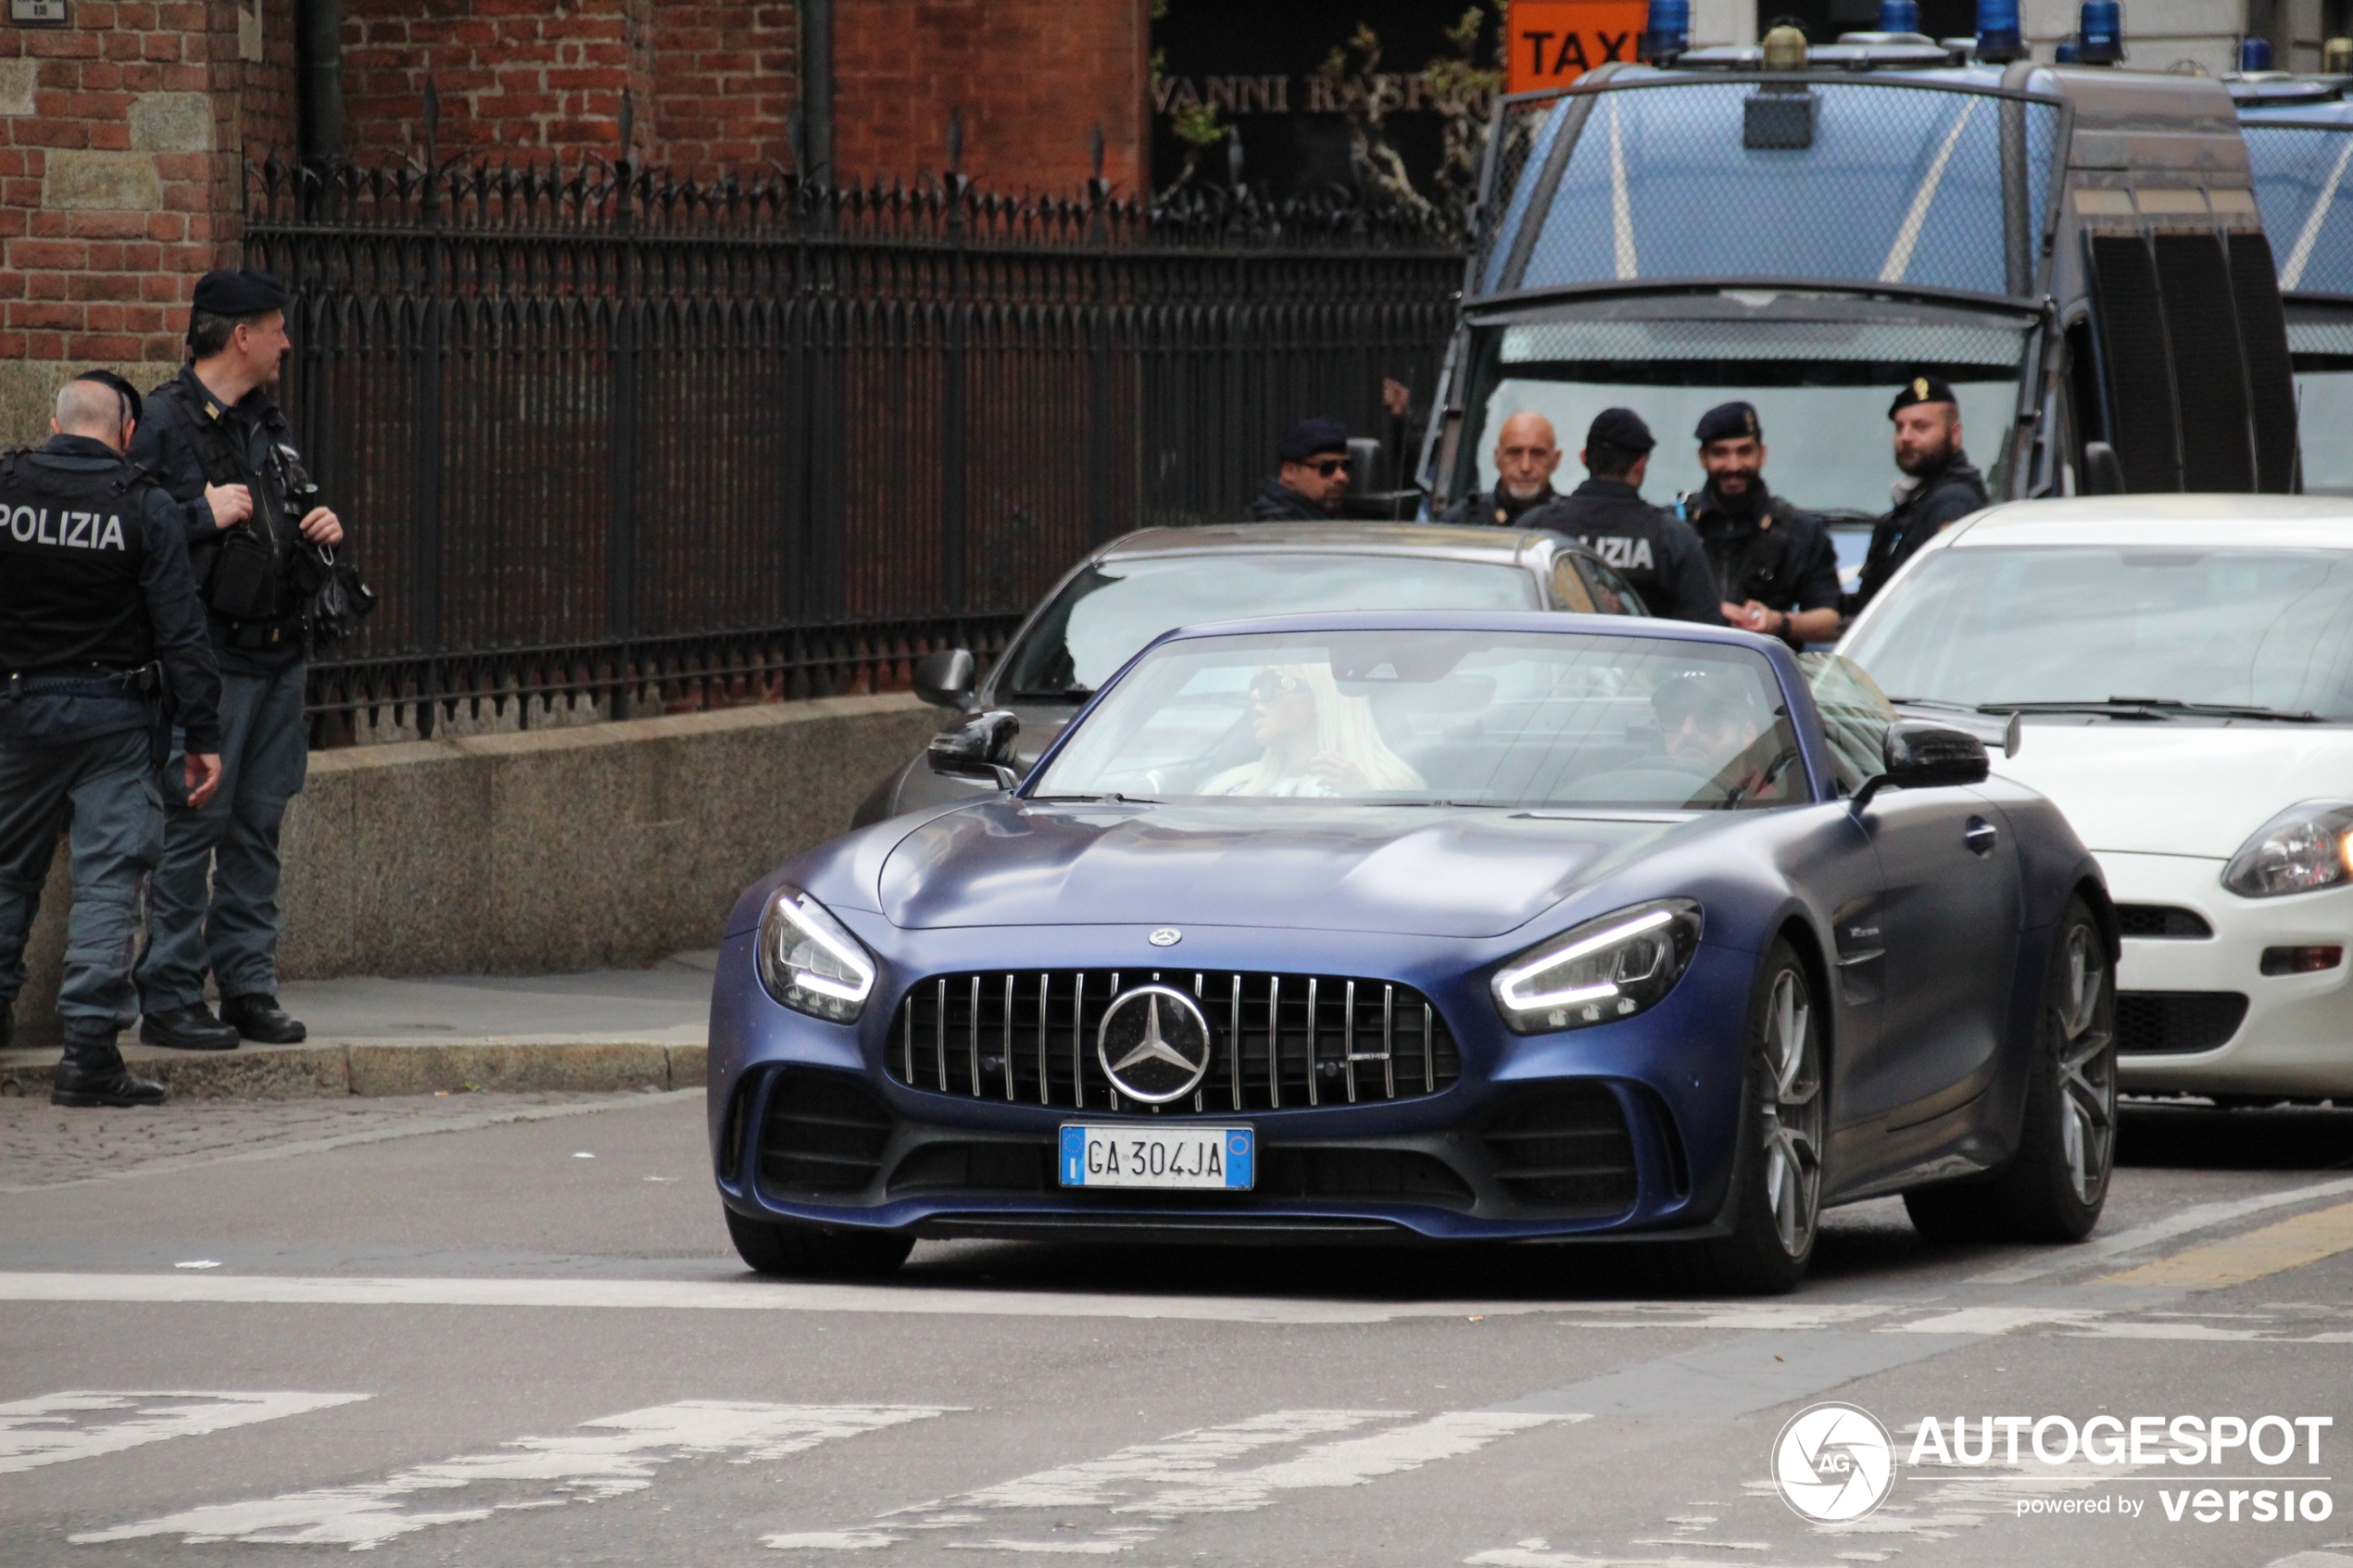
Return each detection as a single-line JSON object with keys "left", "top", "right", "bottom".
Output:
{"left": 890, "top": 970, "right": 1461, "bottom": 1113}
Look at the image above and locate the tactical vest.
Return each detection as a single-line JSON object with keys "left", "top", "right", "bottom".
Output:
{"left": 148, "top": 378, "right": 298, "bottom": 624}
{"left": 0, "top": 450, "right": 153, "bottom": 675}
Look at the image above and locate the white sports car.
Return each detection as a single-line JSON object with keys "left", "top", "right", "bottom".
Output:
{"left": 1841, "top": 495, "right": 2353, "bottom": 1103}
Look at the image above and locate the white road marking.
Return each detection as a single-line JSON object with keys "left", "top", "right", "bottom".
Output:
{"left": 0, "top": 1391, "right": 367, "bottom": 1475}
{"left": 1885, "top": 1307, "right": 2107, "bottom": 1336}
{"left": 1968, "top": 1173, "right": 2353, "bottom": 1286}
{"left": 76, "top": 1401, "right": 948, "bottom": 1549}
{"left": 767, "top": 1409, "right": 1577, "bottom": 1554}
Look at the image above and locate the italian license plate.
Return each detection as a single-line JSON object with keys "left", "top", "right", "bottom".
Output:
{"left": 1059, "top": 1124, "right": 1253, "bottom": 1190}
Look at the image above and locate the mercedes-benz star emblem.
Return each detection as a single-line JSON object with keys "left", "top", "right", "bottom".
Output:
{"left": 1149, "top": 928, "right": 1182, "bottom": 947}
{"left": 1096, "top": 985, "right": 1214, "bottom": 1103}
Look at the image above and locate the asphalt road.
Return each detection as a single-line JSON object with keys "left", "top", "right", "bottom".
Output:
{"left": 4, "top": 1092, "right": 2351, "bottom": 1568}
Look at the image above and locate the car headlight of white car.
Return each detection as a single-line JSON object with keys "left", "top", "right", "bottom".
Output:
{"left": 2222, "top": 801, "right": 2353, "bottom": 898}
{"left": 755, "top": 884, "right": 876, "bottom": 1022}
{"left": 1492, "top": 898, "right": 1703, "bottom": 1035}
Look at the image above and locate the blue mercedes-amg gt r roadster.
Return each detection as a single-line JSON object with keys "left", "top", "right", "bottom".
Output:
{"left": 708, "top": 611, "right": 2120, "bottom": 1291}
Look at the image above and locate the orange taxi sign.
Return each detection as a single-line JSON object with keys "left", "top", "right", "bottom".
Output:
{"left": 1506, "top": 0, "right": 1654, "bottom": 92}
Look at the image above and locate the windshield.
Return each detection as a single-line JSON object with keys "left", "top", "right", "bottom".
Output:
{"left": 1843, "top": 546, "right": 2353, "bottom": 721}
{"left": 2289, "top": 313, "right": 2353, "bottom": 495}
{"left": 1033, "top": 629, "right": 1805, "bottom": 810}
{"left": 1465, "top": 311, "right": 2029, "bottom": 516}
{"left": 996, "top": 554, "right": 1541, "bottom": 699}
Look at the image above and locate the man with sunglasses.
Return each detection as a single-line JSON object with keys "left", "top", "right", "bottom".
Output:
{"left": 1249, "top": 417, "right": 1353, "bottom": 521}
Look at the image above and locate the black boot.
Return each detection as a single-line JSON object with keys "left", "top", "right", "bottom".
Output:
{"left": 140, "top": 1004, "right": 241, "bottom": 1051}
{"left": 1, "top": 998, "right": 13, "bottom": 1050}
{"left": 52, "top": 1035, "right": 167, "bottom": 1108}
{"left": 223, "top": 994, "right": 307, "bottom": 1045}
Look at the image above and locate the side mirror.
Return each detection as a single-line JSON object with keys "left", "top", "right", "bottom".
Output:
{"left": 1851, "top": 720, "right": 1990, "bottom": 810}
{"left": 913, "top": 647, "right": 976, "bottom": 709}
{"left": 2081, "top": 441, "right": 2125, "bottom": 496}
{"left": 927, "top": 709, "right": 1021, "bottom": 790}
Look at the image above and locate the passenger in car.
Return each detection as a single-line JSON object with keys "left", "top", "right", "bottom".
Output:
{"left": 1202, "top": 664, "right": 1425, "bottom": 797}
{"left": 1653, "top": 672, "right": 1797, "bottom": 805}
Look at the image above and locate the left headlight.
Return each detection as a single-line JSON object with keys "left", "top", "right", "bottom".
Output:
{"left": 755, "top": 884, "right": 876, "bottom": 1022}
{"left": 1491, "top": 898, "right": 1703, "bottom": 1035}
{"left": 2223, "top": 801, "right": 2353, "bottom": 898}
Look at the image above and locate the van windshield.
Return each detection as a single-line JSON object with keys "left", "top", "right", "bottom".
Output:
{"left": 1464, "top": 308, "right": 2032, "bottom": 516}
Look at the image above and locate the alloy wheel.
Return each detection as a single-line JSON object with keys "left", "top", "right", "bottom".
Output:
{"left": 2056, "top": 922, "right": 2118, "bottom": 1205}
{"left": 1758, "top": 966, "right": 1823, "bottom": 1258}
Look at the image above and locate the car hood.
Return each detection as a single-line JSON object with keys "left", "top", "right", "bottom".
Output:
{"left": 875, "top": 798, "right": 1712, "bottom": 937}
{"left": 1991, "top": 725, "right": 2353, "bottom": 859}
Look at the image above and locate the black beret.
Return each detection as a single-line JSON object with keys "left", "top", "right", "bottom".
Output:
{"left": 1586, "top": 407, "right": 1655, "bottom": 454}
{"left": 1277, "top": 416, "right": 1350, "bottom": 463}
{"left": 191, "top": 268, "right": 290, "bottom": 319}
{"left": 69, "top": 369, "right": 142, "bottom": 425}
{"left": 1889, "top": 374, "right": 1959, "bottom": 418}
{"left": 1694, "top": 400, "right": 1761, "bottom": 445}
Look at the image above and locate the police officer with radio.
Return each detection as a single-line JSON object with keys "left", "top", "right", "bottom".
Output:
{"left": 1852, "top": 375, "right": 1989, "bottom": 611}
{"left": 1680, "top": 401, "right": 1842, "bottom": 648}
{"left": 131, "top": 269, "right": 345, "bottom": 1051}
{"left": 0, "top": 373, "right": 223, "bottom": 1104}
{"left": 1520, "top": 408, "right": 1722, "bottom": 624}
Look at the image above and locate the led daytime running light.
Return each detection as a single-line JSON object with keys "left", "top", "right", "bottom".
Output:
{"left": 756, "top": 884, "right": 876, "bottom": 1022}
{"left": 1497, "top": 907, "right": 1677, "bottom": 1011}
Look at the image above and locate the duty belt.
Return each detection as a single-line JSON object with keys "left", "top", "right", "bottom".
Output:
{"left": 221, "top": 621, "right": 298, "bottom": 650}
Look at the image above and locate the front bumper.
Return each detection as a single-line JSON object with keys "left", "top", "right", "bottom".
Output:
{"left": 705, "top": 920, "right": 1757, "bottom": 1243}
{"left": 2100, "top": 851, "right": 2353, "bottom": 1096}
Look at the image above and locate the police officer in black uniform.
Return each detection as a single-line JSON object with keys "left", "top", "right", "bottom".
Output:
{"left": 1521, "top": 408, "right": 1721, "bottom": 624}
{"left": 1679, "top": 401, "right": 1843, "bottom": 648}
{"left": 0, "top": 372, "right": 223, "bottom": 1104}
{"left": 1853, "top": 375, "right": 1989, "bottom": 611}
{"left": 132, "top": 269, "right": 346, "bottom": 1050}
{"left": 1249, "top": 418, "right": 1353, "bottom": 521}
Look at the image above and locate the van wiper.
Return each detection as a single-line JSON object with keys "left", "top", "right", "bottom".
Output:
{"left": 1982, "top": 697, "right": 2321, "bottom": 722}
{"left": 1028, "top": 791, "right": 1158, "bottom": 804}
{"left": 1008, "top": 684, "right": 1095, "bottom": 702}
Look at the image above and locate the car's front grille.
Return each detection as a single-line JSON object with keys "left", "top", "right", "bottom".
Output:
{"left": 887, "top": 970, "right": 1460, "bottom": 1113}
{"left": 1482, "top": 1084, "right": 1637, "bottom": 1215}
{"left": 758, "top": 1071, "right": 894, "bottom": 1198}
{"left": 2116, "top": 991, "right": 2249, "bottom": 1055}
{"left": 2115, "top": 904, "right": 2214, "bottom": 939}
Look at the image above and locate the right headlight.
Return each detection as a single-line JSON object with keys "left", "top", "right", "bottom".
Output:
{"left": 2223, "top": 801, "right": 2353, "bottom": 898}
{"left": 755, "top": 884, "right": 876, "bottom": 1022}
{"left": 1492, "top": 898, "right": 1703, "bottom": 1035}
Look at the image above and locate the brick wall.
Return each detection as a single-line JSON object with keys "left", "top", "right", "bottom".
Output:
{"left": 834, "top": 0, "right": 1150, "bottom": 193}
{"left": 0, "top": 0, "right": 256, "bottom": 440}
{"left": 340, "top": 0, "right": 658, "bottom": 161}
{"left": 651, "top": 1, "right": 797, "bottom": 176}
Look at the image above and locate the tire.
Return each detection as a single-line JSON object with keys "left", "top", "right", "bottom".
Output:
{"left": 725, "top": 1209, "right": 915, "bottom": 1279}
{"left": 1904, "top": 895, "right": 2117, "bottom": 1245}
{"left": 1699, "top": 938, "right": 1826, "bottom": 1295}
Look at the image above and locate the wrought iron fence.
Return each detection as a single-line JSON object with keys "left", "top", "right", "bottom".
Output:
{"left": 240, "top": 156, "right": 1461, "bottom": 740}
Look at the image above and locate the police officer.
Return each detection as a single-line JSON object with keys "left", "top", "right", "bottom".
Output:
{"left": 1852, "top": 375, "right": 1989, "bottom": 610}
{"left": 1680, "top": 401, "right": 1842, "bottom": 648}
{"left": 0, "top": 373, "right": 224, "bottom": 1104}
{"left": 1521, "top": 408, "right": 1721, "bottom": 624}
{"left": 1249, "top": 417, "right": 1353, "bottom": 521}
{"left": 1441, "top": 411, "right": 1564, "bottom": 526}
{"left": 132, "top": 269, "right": 346, "bottom": 1051}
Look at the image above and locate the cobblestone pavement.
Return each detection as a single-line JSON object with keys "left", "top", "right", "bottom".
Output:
{"left": 0, "top": 1088, "right": 688, "bottom": 1192}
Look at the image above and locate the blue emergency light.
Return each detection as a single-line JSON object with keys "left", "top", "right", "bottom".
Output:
{"left": 2077, "top": 0, "right": 2125, "bottom": 63}
{"left": 1646, "top": 0, "right": 1691, "bottom": 60}
{"left": 1879, "top": 0, "right": 1921, "bottom": 31}
{"left": 1976, "top": 0, "right": 2024, "bottom": 60}
{"left": 2239, "top": 35, "right": 2273, "bottom": 69}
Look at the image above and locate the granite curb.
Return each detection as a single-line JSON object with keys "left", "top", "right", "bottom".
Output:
{"left": 0, "top": 1038, "right": 709, "bottom": 1100}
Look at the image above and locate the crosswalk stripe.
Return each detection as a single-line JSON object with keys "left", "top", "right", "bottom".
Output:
{"left": 0, "top": 1391, "right": 368, "bottom": 1475}
{"left": 1968, "top": 1173, "right": 2353, "bottom": 1286}
{"left": 74, "top": 1401, "right": 951, "bottom": 1549}
{"left": 764, "top": 1408, "right": 1578, "bottom": 1554}
{"left": 2101, "top": 1199, "right": 2353, "bottom": 1290}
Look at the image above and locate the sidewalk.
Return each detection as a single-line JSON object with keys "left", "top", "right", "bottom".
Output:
{"left": 0, "top": 953, "right": 714, "bottom": 1099}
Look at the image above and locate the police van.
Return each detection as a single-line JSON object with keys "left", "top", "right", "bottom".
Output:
{"left": 2237, "top": 78, "right": 2352, "bottom": 494}
{"left": 1422, "top": 6, "right": 2305, "bottom": 534}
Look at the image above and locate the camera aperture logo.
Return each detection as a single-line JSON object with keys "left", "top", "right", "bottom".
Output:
{"left": 1774, "top": 1402, "right": 1896, "bottom": 1523}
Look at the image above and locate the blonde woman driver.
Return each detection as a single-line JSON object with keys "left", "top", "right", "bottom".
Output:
{"left": 1202, "top": 663, "right": 1425, "bottom": 797}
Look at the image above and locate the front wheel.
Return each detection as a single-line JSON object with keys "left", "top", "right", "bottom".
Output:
{"left": 1905, "top": 895, "right": 2116, "bottom": 1244}
{"left": 725, "top": 1209, "right": 915, "bottom": 1279}
{"left": 1700, "top": 939, "right": 1825, "bottom": 1295}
